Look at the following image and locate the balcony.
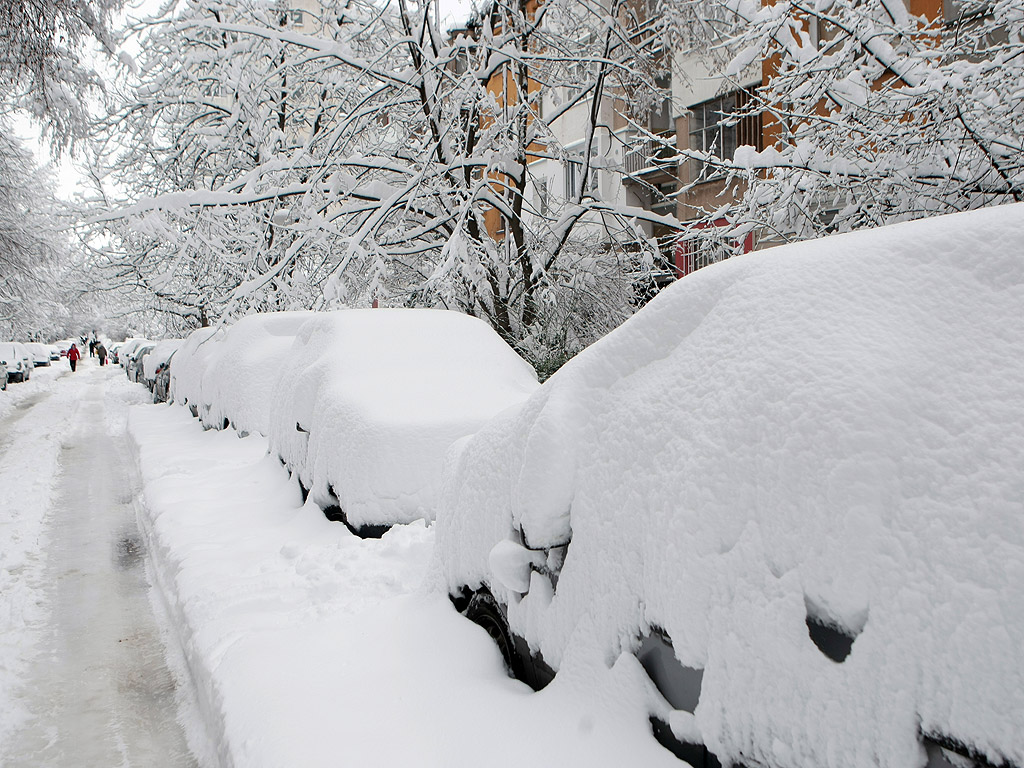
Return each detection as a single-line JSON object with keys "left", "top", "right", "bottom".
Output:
{"left": 624, "top": 132, "right": 678, "bottom": 182}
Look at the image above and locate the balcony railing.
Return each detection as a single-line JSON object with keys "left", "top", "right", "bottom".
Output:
{"left": 624, "top": 132, "right": 678, "bottom": 179}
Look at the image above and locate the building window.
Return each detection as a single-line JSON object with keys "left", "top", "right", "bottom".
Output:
{"left": 565, "top": 160, "right": 579, "bottom": 197}
{"left": 565, "top": 158, "right": 598, "bottom": 198}
{"left": 277, "top": 4, "right": 304, "bottom": 26}
{"left": 535, "top": 178, "right": 549, "bottom": 216}
{"left": 688, "top": 94, "right": 738, "bottom": 182}
{"left": 687, "top": 91, "right": 761, "bottom": 182}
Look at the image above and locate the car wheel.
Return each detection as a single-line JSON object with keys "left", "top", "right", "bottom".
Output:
{"left": 465, "top": 590, "right": 518, "bottom": 679}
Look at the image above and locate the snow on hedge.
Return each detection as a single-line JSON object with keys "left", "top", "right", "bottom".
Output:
{"left": 436, "top": 203, "right": 1024, "bottom": 768}
{"left": 168, "top": 326, "right": 226, "bottom": 415}
{"left": 201, "top": 312, "right": 313, "bottom": 437}
{"left": 268, "top": 309, "right": 539, "bottom": 529}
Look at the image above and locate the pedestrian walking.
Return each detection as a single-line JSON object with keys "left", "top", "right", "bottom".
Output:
{"left": 96, "top": 343, "right": 107, "bottom": 366}
{"left": 88, "top": 339, "right": 96, "bottom": 357}
{"left": 67, "top": 343, "right": 81, "bottom": 372}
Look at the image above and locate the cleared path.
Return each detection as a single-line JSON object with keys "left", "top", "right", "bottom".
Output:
{"left": 1, "top": 363, "right": 197, "bottom": 767}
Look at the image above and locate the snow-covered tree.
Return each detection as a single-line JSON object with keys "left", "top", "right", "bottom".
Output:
{"left": 90, "top": 0, "right": 668, "bottom": 366}
{"left": 0, "top": 126, "right": 74, "bottom": 338}
{"left": 665, "top": 0, "right": 1024, "bottom": 248}
{"left": 0, "top": 0, "right": 125, "bottom": 146}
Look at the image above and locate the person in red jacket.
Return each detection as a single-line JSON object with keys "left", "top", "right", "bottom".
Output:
{"left": 67, "top": 343, "right": 81, "bottom": 372}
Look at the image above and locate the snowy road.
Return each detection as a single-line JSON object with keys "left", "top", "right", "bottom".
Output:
{"left": 0, "top": 361, "right": 196, "bottom": 767}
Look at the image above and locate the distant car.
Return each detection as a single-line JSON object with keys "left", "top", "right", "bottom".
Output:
{"left": 267, "top": 309, "right": 539, "bottom": 538}
{"left": 108, "top": 343, "right": 121, "bottom": 364}
{"left": 47, "top": 345, "right": 60, "bottom": 361}
{"left": 0, "top": 342, "right": 31, "bottom": 382}
{"left": 438, "top": 205, "right": 1024, "bottom": 768}
{"left": 118, "top": 339, "right": 148, "bottom": 369}
{"left": 26, "top": 343, "right": 51, "bottom": 367}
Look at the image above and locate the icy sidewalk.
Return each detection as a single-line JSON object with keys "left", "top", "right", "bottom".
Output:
{"left": 129, "top": 403, "right": 678, "bottom": 767}
{"left": 0, "top": 365, "right": 195, "bottom": 766}
{"left": 0, "top": 363, "right": 79, "bottom": 749}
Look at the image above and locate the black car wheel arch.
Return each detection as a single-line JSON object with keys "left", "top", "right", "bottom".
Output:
{"left": 452, "top": 586, "right": 555, "bottom": 691}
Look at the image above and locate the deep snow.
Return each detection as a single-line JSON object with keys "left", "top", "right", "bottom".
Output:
{"left": 129, "top": 402, "right": 680, "bottom": 767}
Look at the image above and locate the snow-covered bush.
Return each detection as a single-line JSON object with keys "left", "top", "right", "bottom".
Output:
{"left": 436, "top": 203, "right": 1024, "bottom": 768}
{"left": 268, "top": 309, "right": 539, "bottom": 534}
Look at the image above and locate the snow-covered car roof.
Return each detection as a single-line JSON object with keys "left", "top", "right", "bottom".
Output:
{"left": 201, "top": 311, "right": 316, "bottom": 436}
{"left": 142, "top": 339, "right": 184, "bottom": 381}
{"left": 0, "top": 342, "right": 25, "bottom": 364}
{"left": 118, "top": 338, "right": 148, "bottom": 360}
{"left": 269, "top": 308, "right": 539, "bottom": 530}
{"left": 25, "top": 343, "right": 50, "bottom": 361}
{"left": 437, "top": 203, "right": 1024, "bottom": 768}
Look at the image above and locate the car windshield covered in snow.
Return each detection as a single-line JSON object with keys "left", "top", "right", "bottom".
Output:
{"left": 437, "top": 204, "right": 1024, "bottom": 768}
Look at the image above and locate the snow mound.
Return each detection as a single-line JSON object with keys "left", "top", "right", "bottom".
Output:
{"left": 202, "top": 312, "right": 314, "bottom": 436}
{"left": 437, "top": 203, "right": 1024, "bottom": 768}
{"left": 268, "top": 308, "right": 539, "bottom": 529}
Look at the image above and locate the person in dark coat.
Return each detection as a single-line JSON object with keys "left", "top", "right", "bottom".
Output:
{"left": 96, "top": 343, "right": 107, "bottom": 366}
{"left": 67, "top": 343, "right": 81, "bottom": 372}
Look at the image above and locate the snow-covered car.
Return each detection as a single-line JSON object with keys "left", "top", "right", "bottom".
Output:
{"left": 0, "top": 362, "right": 7, "bottom": 390}
{"left": 127, "top": 343, "right": 156, "bottom": 383}
{"left": 117, "top": 338, "right": 147, "bottom": 369}
{"left": 199, "top": 312, "right": 315, "bottom": 436}
{"left": 170, "top": 326, "right": 228, "bottom": 418}
{"left": 0, "top": 342, "right": 32, "bottom": 383}
{"left": 26, "top": 342, "right": 52, "bottom": 367}
{"left": 268, "top": 309, "right": 539, "bottom": 537}
{"left": 437, "top": 204, "right": 1024, "bottom": 768}
{"left": 47, "top": 344, "right": 60, "bottom": 361}
{"left": 142, "top": 339, "right": 183, "bottom": 394}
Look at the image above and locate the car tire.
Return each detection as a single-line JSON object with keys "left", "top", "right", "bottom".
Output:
{"left": 465, "top": 590, "right": 519, "bottom": 680}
